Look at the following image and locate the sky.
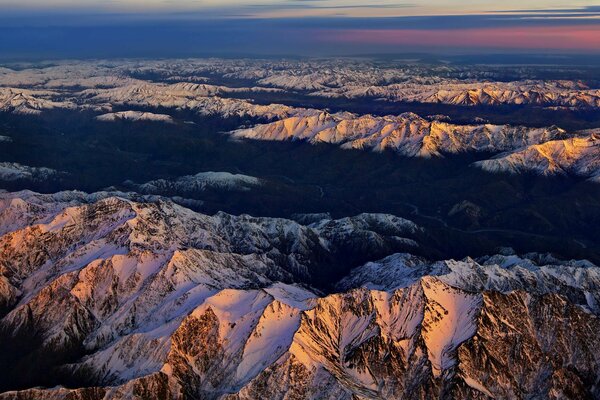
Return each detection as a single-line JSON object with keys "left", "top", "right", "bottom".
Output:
{"left": 0, "top": 1, "right": 599, "bottom": 61}
{"left": 1, "top": 0, "right": 598, "bottom": 16}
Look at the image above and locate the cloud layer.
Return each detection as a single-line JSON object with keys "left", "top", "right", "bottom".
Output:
{"left": 0, "top": 2, "right": 598, "bottom": 59}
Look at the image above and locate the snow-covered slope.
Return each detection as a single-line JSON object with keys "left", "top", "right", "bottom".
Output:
{"left": 0, "top": 88, "right": 74, "bottom": 115}
{"left": 231, "top": 110, "right": 567, "bottom": 157}
{"left": 310, "top": 79, "right": 600, "bottom": 108}
{"left": 337, "top": 252, "right": 600, "bottom": 314}
{"left": 0, "top": 191, "right": 418, "bottom": 395}
{"left": 128, "top": 171, "right": 262, "bottom": 194}
{"left": 82, "top": 82, "right": 295, "bottom": 120}
{"left": 3, "top": 280, "right": 599, "bottom": 399}
{"left": 4, "top": 58, "right": 597, "bottom": 110}
{"left": 231, "top": 108, "right": 600, "bottom": 181}
{"left": 0, "top": 192, "right": 599, "bottom": 399}
{"left": 2, "top": 59, "right": 598, "bottom": 185}
{"left": 96, "top": 111, "right": 175, "bottom": 123}
{"left": 0, "top": 162, "right": 61, "bottom": 182}
{"left": 210, "top": 59, "right": 600, "bottom": 108}
{"left": 0, "top": 190, "right": 418, "bottom": 321}
{"left": 475, "top": 132, "right": 600, "bottom": 182}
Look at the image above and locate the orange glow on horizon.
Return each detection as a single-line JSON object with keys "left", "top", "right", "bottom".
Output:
{"left": 319, "top": 25, "right": 600, "bottom": 51}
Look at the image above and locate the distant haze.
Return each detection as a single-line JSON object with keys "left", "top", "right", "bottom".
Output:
{"left": 0, "top": 1, "right": 599, "bottom": 61}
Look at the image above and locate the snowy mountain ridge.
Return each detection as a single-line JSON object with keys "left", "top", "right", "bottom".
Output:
{"left": 96, "top": 111, "right": 175, "bottom": 123}
{"left": 231, "top": 110, "right": 568, "bottom": 158}
{"left": 129, "top": 172, "right": 263, "bottom": 194}
{"left": 0, "top": 192, "right": 599, "bottom": 399}
{"left": 475, "top": 132, "right": 600, "bottom": 182}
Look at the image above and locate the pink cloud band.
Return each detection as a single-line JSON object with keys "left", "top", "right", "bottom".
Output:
{"left": 318, "top": 25, "right": 600, "bottom": 51}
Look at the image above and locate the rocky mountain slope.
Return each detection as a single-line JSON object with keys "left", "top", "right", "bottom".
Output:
{"left": 96, "top": 111, "right": 175, "bottom": 124}
{"left": 231, "top": 110, "right": 567, "bottom": 158}
{"left": 81, "top": 82, "right": 293, "bottom": 120}
{"left": 230, "top": 109, "right": 600, "bottom": 182}
{"left": 125, "top": 172, "right": 263, "bottom": 195}
{"left": 0, "top": 191, "right": 420, "bottom": 393}
{"left": 0, "top": 192, "right": 599, "bottom": 399}
{"left": 0, "top": 163, "right": 61, "bottom": 182}
{"left": 0, "top": 88, "right": 75, "bottom": 115}
{"left": 2, "top": 59, "right": 599, "bottom": 121}
{"left": 308, "top": 79, "right": 600, "bottom": 109}
{"left": 0, "top": 63, "right": 296, "bottom": 120}
{"left": 2, "top": 59, "right": 599, "bottom": 184}
{"left": 1, "top": 59, "right": 600, "bottom": 398}
{"left": 337, "top": 252, "right": 600, "bottom": 314}
{"left": 476, "top": 132, "right": 600, "bottom": 182}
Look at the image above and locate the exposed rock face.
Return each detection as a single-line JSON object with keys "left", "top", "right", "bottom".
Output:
{"left": 0, "top": 192, "right": 598, "bottom": 399}
{"left": 455, "top": 290, "right": 600, "bottom": 399}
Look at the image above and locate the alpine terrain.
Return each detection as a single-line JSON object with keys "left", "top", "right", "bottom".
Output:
{"left": 0, "top": 58, "right": 599, "bottom": 399}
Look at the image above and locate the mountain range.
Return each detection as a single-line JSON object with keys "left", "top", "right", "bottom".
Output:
{"left": 1, "top": 58, "right": 599, "bottom": 399}
{"left": 1, "top": 60, "right": 599, "bottom": 183}
{"left": 0, "top": 191, "right": 599, "bottom": 399}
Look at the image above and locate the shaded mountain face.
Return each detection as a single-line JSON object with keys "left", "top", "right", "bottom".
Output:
{"left": 0, "top": 193, "right": 599, "bottom": 399}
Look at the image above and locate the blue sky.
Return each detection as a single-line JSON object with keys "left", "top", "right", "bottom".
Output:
{"left": 0, "top": 1, "right": 598, "bottom": 60}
